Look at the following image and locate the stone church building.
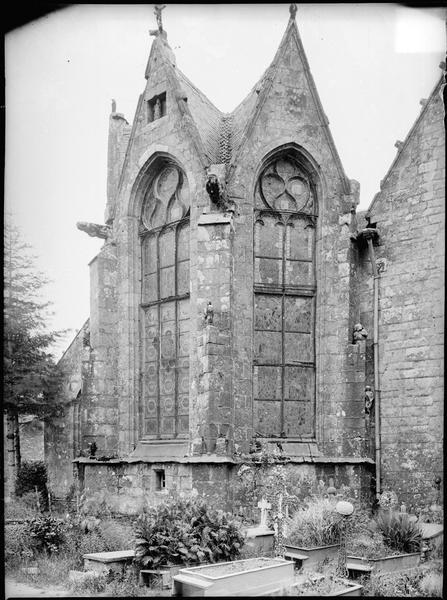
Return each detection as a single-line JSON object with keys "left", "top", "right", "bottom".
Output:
{"left": 45, "top": 6, "right": 444, "bottom": 515}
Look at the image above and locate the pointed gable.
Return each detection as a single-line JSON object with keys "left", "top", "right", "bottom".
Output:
{"left": 229, "top": 14, "right": 350, "bottom": 192}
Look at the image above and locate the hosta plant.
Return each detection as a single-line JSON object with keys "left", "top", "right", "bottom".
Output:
{"left": 134, "top": 496, "right": 244, "bottom": 568}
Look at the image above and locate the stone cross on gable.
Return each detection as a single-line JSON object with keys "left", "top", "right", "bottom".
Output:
{"left": 257, "top": 497, "right": 271, "bottom": 528}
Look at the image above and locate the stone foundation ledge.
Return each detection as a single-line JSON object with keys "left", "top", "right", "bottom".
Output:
{"left": 73, "top": 455, "right": 374, "bottom": 465}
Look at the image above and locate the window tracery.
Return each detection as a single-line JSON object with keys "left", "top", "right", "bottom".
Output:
{"left": 140, "top": 163, "right": 190, "bottom": 439}
{"left": 253, "top": 154, "right": 317, "bottom": 438}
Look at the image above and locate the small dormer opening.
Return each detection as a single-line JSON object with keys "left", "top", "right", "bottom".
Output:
{"left": 155, "top": 468, "right": 166, "bottom": 491}
{"left": 147, "top": 92, "right": 167, "bottom": 123}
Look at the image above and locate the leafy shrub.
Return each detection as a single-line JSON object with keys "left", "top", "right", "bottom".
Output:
{"left": 5, "top": 523, "right": 33, "bottom": 566}
{"left": 15, "top": 461, "right": 48, "bottom": 507}
{"left": 26, "top": 515, "right": 66, "bottom": 554}
{"left": 376, "top": 511, "right": 422, "bottom": 554}
{"left": 347, "top": 531, "right": 399, "bottom": 559}
{"left": 284, "top": 497, "right": 342, "bottom": 547}
{"left": 134, "top": 496, "right": 244, "bottom": 568}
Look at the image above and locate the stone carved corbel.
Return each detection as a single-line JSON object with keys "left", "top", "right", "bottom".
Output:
{"left": 77, "top": 222, "right": 111, "bottom": 240}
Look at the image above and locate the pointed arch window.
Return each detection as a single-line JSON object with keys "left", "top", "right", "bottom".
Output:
{"left": 253, "top": 154, "right": 317, "bottom": 438}
{"left": 140, "top": 163, "right": 190, "bottom": 439}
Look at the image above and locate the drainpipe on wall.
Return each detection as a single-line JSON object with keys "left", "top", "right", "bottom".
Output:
{"left": 359, "top": 228, "right": 381, "bottom": 500}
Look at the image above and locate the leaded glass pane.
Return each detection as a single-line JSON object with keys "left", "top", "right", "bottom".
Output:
{"left": 255, "top": 295, "right": 282, "bottom": 331}
{"left": 255, "top": 257, "right": 282, "bottom": 285}
{"left": 284, "top": 297, "right": 312, "bottom": 332}
{"left": 177, "top": 367, "right": 189, "bottom": 395}
{"left": 254, "top": 330, "right": 282, "bottom": 363}
{"left": 160, "top": 266, "right": 175, "bottom": 298}
{"left": 159, "top": 229, "right": 175, "bottom": 267}
{"left": 143, "top": 273, "right": 158, "bottom": 303}
{"left": 284, "top": 366, "right": 314, "bottom": 402}
{"left": 285, "top": 260, "right": 314, "bottom": 286}
{"left": 253, "top": 366, "right": 282, "bottom": 400}
{"left": 255, "top": 218, "right": 283, "bottom": 258}
{"left": 284, "top": 332, "right": 313, "bottom": 363}
{"left": 287, "top": 220, "right": 313, "bottom": 261}
{"left": 143, "top": 235, "right": 157, "bottom": 275}
{"left": 284, "top": 401, "right": 313, "bottom": 437}
{"left": 254, "top": 401, "right": 282, "bottom": 436}
{"left": 160, "top": 394, "right": 175, "bottom": 416}
{"left": 160, "top": 416, "right": 175, "bottom": 435}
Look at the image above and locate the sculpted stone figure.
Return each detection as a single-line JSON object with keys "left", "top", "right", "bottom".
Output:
{"left": 353, "top": 323, "right": 368, "bottom": 343}
{"left": 153, "top": 97, "right": 162, "bottom": 120}
{"left": 205, "top": 166, "right": 235, "bottom": 212}
{"left": 364, "top": 385, "right": 374, "bottom": 415}
{"left": 204, "top": 301, "right": 214, "bottom": 325}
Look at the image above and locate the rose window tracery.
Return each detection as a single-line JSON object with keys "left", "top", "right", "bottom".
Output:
{"left": 259, "top": 157, "right": 313, "bottom": 213}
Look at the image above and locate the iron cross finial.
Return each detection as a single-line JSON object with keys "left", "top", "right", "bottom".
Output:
{"left": 154, "top": 4, "right": 166, "bottom": 32}
{"left": 289, "top": 3, "right": 298, "bottom": 19}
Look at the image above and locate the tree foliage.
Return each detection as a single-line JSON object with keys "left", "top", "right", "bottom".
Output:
{"left": 3, "top": 217, "right": 65, "bottom": 420}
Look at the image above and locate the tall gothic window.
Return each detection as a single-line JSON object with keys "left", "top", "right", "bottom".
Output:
{"left": 253, "top": 154, "right": 317, "bottom": 438}
{"left": 140, "top": 163, "right": 190, "bottom": 439}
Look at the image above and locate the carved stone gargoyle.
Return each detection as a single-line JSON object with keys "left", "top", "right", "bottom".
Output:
{"left": 77, "top": 222, "right": 111, "bottom": 240}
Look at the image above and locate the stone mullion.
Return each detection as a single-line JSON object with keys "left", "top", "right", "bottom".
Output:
{"left": 280, "top": 217, "right": 286, "bottom": 435}
{"left": 174, "top": 223, "right": 179, "bottom": 439}
{"left": 156, "top": 230, "right": 161, "bottom": 439}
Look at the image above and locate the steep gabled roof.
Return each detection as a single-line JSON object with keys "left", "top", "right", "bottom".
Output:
{"left": 119, "top": 9, "right": 352, "bottom": 181}
{"left": 176, "top": 69, "right": 223, "bottom": 164}
{"left": 367, "top": 75, "right": 444, "bottom": 215}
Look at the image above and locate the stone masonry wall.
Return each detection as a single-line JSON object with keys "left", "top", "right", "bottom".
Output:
{"left": 82, "top": 244, "right": 119, "bottom": 455}
{"left": 359, "top": 79, "right": 444, "bottom": 511}
{"left": 45, "top": 321, "right": 88, "bottom": 496}
{"left": 76, "top": 459, "right": 372, "bottom": 516}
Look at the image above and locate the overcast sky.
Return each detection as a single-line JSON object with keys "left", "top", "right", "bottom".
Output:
{"left": 5, "top": 3, "right": 445, "bottom": 358}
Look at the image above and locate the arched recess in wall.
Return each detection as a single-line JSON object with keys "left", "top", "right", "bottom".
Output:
{"left": 253, "top": 146, "right": 319, "bottom": 439}
{"left": 139, "top": 158, "right": 191, "bottom": 440}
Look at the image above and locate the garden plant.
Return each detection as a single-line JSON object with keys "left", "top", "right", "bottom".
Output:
{"left": 134, "top": 495, "right": 245, "bottom": 569}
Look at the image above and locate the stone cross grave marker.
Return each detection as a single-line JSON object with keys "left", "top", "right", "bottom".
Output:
{"left": 258, "top": 498, "right": 271, "bottom": 528}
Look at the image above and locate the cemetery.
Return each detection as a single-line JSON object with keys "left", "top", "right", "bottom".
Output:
{"left": 4, "top": 446, "right": 444, "bottom": 596}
